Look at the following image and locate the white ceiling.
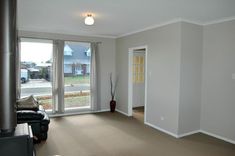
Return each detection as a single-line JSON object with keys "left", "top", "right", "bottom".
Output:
{"left": 17, "top": 0, "right": 235, "bottom": 38}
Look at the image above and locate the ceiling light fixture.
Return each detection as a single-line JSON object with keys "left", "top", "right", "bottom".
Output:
{"left": 85, "top": 14, "right": 94, "bottom": 25}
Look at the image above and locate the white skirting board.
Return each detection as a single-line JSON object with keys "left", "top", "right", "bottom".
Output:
{"left": 50, "top": 109, "right": 235, "bottom": 144}
{"left": 106, "top": 110, "right": 235, "bottom": 144}
{"left": 177, "top": 130, "right": 201, "bottom": 138}
{"left": 200, "top": 130, "right": 235, "bottom": 144}
{"left": 144, "top": 122, "right": 235, "bottom": 144}
{"left": 116, "top": 109, "right": 130, "bottom": 116}
{"left": 49, "top": 109, "right": 110, "bottom": 117}
{"left": 144, "top": 122, "right": 178, "bottom": 138}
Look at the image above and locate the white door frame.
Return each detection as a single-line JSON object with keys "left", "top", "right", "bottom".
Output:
{"left": 128, "top": 45, "right": 148, "bottom": 123}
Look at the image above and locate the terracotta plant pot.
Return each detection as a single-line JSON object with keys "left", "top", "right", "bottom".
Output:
{"left": 110, "top": 100, "right": 116, "bottom": 112}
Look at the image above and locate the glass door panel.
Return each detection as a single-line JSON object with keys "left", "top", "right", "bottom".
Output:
{"left": 63, "top": 41, "right": 91, "bottom": 110}
{"left": 20, "top": 38, "right": 53, "bottom": 111}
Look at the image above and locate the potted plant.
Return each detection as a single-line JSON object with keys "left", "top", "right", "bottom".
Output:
{"left": 110, "top": 73, "right": 118, "bottom": 112}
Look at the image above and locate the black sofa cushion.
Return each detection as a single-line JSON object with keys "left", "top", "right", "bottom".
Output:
{"left": 17, "top": 104, "right": 50, "bottom": 143}
{"left": 17, "top": 110, "right": 44, "bottom": 120}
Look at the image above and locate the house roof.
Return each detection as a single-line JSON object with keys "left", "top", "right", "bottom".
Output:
{"left": 64, "top": 44, "right": 90, "bottom": 65}
{"left": 28, "top": 68, "right": 39, "bottom": 72}
{"left": 36, "top": 63, "right": 52, "bottom": 67}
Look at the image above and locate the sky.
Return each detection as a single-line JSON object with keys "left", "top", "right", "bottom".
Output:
{"left": 20, "top": 42, "right": 53, "bottom": 64}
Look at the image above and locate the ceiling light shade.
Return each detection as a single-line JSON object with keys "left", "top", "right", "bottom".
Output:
{"left": 85, "top": 14, "right": 94, "bottom": 25}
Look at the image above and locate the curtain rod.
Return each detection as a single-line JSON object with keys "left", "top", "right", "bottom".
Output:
{"left": 18, "top": 36, "right": 102, "bottom": 44}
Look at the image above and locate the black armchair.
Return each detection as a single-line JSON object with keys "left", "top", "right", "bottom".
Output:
{"left": 17, "top": 103, "right": 50, "bottom": 143}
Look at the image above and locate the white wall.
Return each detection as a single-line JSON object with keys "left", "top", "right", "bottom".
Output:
{"left": 18, "top": 31, "right": 116, "bottom": 110}
{"left": 201, "top": 20, "right": 235, "bottom": 141}
{"left": 178, "top": 22, "right": 203, "bottom": 135}
{"left": 116, "top": 23, "right": 181, "bottom": 134}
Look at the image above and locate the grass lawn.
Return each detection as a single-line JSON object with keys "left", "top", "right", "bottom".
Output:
{"left": 64, "top": 75, "right": 90, "bottom": 85}
{"left": 64, "top": 96, "right": 90, "bottom": 108}
{"left": 36, "top": 92, "right": 90, "bottom": 110}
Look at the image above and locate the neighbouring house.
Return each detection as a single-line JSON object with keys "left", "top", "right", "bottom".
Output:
{"left": 35, "top": 63, "right": 52, "bottom": 81}
{"left": 20, "top": 44, "right": 91, "bottom": 81}
{"left": 21, "top": 61, "right": 36, "bottom": 69}
{"left": 27, "top": 68, "right": 40, "bottom": 79}
{"left": 21, "top": 62, "right": 51, "bottom": 80}
{"left": 64, "top": 44, "right": 91, "bottom": 76}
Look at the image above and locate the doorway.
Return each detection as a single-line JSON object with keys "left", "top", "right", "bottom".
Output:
{"left": 128, "top": 46, "right": 147, "bottom": 123}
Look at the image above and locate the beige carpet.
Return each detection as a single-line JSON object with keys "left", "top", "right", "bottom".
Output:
{"left": 35, "top": 112, "right": 235, "bottom": 156}
{"left": 133, "top": 106, "right": 145, "bottom": 123}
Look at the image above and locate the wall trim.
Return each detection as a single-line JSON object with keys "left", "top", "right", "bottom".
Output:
{"left": 203, "top": 16, "right": 235, "bottom": 26}
{"left": 178, "top": 130, "right": 235, "bottom": 144}
{"left": 49, "top": 109, "right": 110, "bottom": 118}
{"left": 118, "top": 18, "right": 182, "bottom": 38}
{"left": 18, "top": 29, "right": 117, "bottom": 39}
{"left": 116, "top": 109, "right": 130, "bottom": 116}
{"left": 143, "top": 121, "right": 235, "bottom": 144}
{"left": 180, "top": 19, "right": 203, "bottom": 25}
{"left": 118, "top": 18, "right": 204, "bottom": 38}
{"left": 178, "top": 130, "right": 201, "bottom": 138}
{"left": 95, "top": 109, "right": 110, "bottom": 113}
{"left": 145, "top": 122, "right": 178, "bottom": 138}
{"left": 117, "top": 17, "right": 235, "bottom": 38}
{"left": 49, "top": 110, "right": 235, "bottom": 145}
{"left": 200, "top": 130, "right": 235, "bottom": 145}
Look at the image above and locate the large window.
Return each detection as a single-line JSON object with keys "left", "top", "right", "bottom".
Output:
{"left": 20, "top": 38, "right": 53, "bottom": 111}
{"left": 63, "top": 41, "right": 91, "bottom": 110}
{"left": 19, "top": 38, "right": 92, "bottom": 113}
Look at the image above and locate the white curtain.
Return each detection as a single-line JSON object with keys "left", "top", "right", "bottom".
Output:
{"left": 16, "top": 38, "right": 21, "bottom": 99}
{"left": 52, "top": 40, "right": 65, "bottom": 113}
{"left": 90, "top": 42, "right": 101, "bottom": 111}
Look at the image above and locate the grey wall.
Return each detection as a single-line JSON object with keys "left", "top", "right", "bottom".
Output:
{"left": 178, "top": 22, "right": 203, "bottom": 135}
{"left": 117, "top": 20, "right": 235, "bottom": 141}
{"left": 201, "top": 20, "right": 235, "bottom": 141}
{"left": 19, "top": 19, "right": 235, "bottom": 142}
{"left": 116, "top": 23, "right": 181, "bottom": 134}
{"left": 18, "top": 31, "right": 116, "bottom": 110}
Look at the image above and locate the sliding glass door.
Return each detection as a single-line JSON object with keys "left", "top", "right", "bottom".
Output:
{"left": 19, "top": 38, "right": 53, "bottom": 111}
{"left": 63, "top": 41, "right": 91, "bottom": 110}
